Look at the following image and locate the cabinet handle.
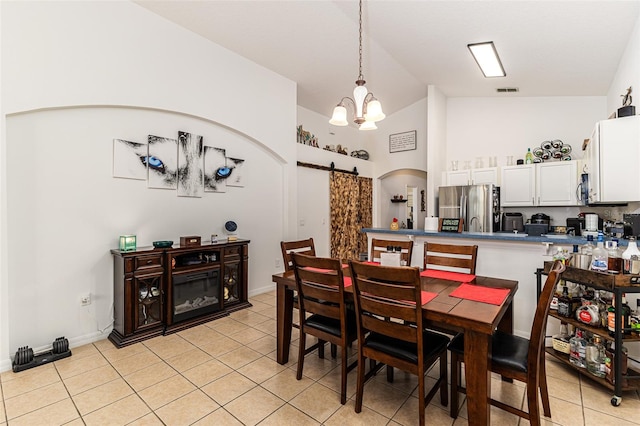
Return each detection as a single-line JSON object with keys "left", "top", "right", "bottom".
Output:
{"left": 146, "top": 259, "right": 153, "bottom": 264}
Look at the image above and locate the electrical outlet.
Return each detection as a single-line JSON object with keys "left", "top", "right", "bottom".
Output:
{"left": 80, "top": 294, "right": 91, "bottom": 306}
{"left": 275, "top": 258, "right": 282, "bottom": 268}
{"left": 603, "top": 209, "right": 611, "bottom": 219}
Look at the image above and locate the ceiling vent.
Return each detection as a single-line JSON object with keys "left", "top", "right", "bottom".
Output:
{"left": 497, "top": 87, "right": 519, "bottom": 93}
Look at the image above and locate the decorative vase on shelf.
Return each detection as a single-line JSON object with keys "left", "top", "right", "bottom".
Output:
{"left": 390, "top": 218, "right": 399, "bottom": 231}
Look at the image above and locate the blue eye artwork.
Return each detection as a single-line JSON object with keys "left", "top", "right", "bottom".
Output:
{"left": 147, "top": 135, "right": 178, "bottom": 189}
{"left": 177, "top": 131, "right": 204, "bottom": 198}
{"left": 215, "top": 166, "right": 232, "bottom": 179}
{"left": 140, "top": 155, "right": 166, "bottom": 173}
{"left": 204, "top": 146, "right": 229, "bottom": 193}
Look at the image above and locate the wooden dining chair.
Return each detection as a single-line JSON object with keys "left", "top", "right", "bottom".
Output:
{"left": 448, "top": 260, "right": 565, "bottom": 424}
{"left": 291, "top": 253, "right": 358, "bottom": 404}
{"left": 370, "top": 238, "right": 414, "bottom": 266}
{"left": 349, "top": 260, "right": 449, "bottom": 426}
{"left": 280, "top": 238, "right": 316, "bottom": 330}
{"left": 281, "top": 238, "right": 316, "bottom": 272}
{"left": 423, "top": 242, "right": 478, "bottom": 274}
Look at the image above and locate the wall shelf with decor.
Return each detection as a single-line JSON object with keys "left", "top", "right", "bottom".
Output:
{"left": 109, "top": 239, "right": 251, "bottom": 348}
{"left": 390, "top": 199, "right": 407, "bottom": 203}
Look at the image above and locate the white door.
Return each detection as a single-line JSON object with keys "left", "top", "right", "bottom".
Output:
{"left": 445, "top": 170, "right": 471, "bottom": 186}
{"left": 537, "top": 161, "right": 578, "bottom": 206}
{"left": 599, "top": 116, "right": 640, "bottom": 202}
{"left": 471, "top": 167, "right": 499, "bottom": 185}
{"left": 501, "top": 165, "right": 535, "bottom": 206}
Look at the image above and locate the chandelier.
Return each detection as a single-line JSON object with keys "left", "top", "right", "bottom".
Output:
{"left": 329, "top": 0, "right": 385, "bottom": 130}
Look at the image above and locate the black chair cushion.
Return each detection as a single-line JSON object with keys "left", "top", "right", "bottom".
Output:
{"left": 365, "top": 331, "right": 449, "bottom": 364}
{"left": 448, "top": 331, "right": 530, "bottom": 373}
{"left": 305, "top": 312, "right": 357, "bottom": 338}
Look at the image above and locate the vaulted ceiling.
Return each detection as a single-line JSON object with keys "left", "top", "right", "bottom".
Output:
{"left": 136, "top": 0, "right": 640, "bottom": 118}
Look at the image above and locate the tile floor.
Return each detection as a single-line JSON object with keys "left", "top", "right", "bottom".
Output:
{"left": 0, "top": 290, "right": 639, "bottom": 425}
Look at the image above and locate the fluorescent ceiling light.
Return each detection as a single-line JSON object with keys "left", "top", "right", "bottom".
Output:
{"left": 468, "top": 42, "right": 506, "bottom": 78}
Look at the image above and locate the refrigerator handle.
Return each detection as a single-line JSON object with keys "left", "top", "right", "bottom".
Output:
{"left": 460, "top": 195, "right": 467, "bottom": 223}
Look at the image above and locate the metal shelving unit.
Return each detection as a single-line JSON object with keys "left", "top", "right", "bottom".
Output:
{"left": 536, "top": 262, "right": 640, "bottom": 406}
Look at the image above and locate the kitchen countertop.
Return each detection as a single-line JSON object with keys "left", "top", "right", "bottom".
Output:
{"left": 362, "top": 228, "right": 630, "bottom": 246}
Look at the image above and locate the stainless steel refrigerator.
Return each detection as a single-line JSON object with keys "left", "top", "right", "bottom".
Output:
{"left": 438, "top": 184, "right": 501, "bottom": 232}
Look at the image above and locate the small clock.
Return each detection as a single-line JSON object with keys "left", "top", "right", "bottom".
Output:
{"left": 225, "top": 221, "right": 238, "bottom": 233}
{"left": 224, "top": 221, "right": 238, "bottom": 241}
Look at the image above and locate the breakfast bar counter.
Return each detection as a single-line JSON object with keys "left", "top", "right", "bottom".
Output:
{"left": 364, "top": 227, "right": 588, "bottom": 245}
{"left": 363, "top": 228, "right": 580, "bottom": 340}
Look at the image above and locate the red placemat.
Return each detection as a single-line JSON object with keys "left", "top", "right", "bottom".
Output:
{"left": 363, "top": 261, "right": 381, "bottom": 265}
{"left": 448, "top": 283, "right": 509, "bottom": 305}
{"left": 420, "top": 269, "right": 476, "bottom": 282}
{"left": 420, "top": 291, "right": 437, "bottom": 305}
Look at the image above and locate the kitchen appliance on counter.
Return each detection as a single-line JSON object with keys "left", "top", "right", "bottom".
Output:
{"left": 604, "top": 221, "right": 631, "bottom": 239}
{"left": 530, "top": 213, "right": 551, "bottom": 226}
{"left": 438, "top": 184, "right": 500, "bottom": 232}
{"left": 566, "top": 217, "right": 584, "bottom": 236}
{"left": 580, "top": 212, "right": 603, "bottom": 239}
{"left": 623, "top": 214, "right": 640, "bottom": 238}
{"left": 502, "top": 212, "right": 524, "bottom": 232}
{"left": 524, "top": 224, "right": 548, "bottom": 236}
{"left": 525, "top": 213, "right": 551, "bottom": 236}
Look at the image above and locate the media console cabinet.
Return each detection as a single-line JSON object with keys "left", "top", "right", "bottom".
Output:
{"left": 109, "top": 239, "right": 251, "bottom": 348}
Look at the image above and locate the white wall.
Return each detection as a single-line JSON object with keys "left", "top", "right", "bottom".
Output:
{"left": 446, "top": 97, "right": 607, "bottom": 170}
{"left": 0, "top": 1, "right": 296, "bottom": 370}
{"left": 369, "top": 99, "right": 428, "bottom": 227}
{"left": 607, "top": 11, "right": 640, "bottom": 116}
{"left": 427, "top": 86, "right": 448, "bottom": 217}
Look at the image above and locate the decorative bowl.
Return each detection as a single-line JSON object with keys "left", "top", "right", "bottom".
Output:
{"left": 153, "top": 240, "right": 173, "bottom": 248}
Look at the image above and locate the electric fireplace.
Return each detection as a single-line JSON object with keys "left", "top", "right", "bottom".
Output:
{"left": 172, "top": 269, "right": 222, "bottom": 323}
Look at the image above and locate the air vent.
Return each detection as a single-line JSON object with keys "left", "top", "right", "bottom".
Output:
{"left": 497, "top": 88, "right": 519, "bottom": 93}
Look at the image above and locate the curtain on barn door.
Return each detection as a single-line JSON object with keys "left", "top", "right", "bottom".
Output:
{"left": 330, "top": 172, "right": 372, "bottom": 260}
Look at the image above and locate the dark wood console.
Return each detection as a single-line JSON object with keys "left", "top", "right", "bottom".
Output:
{"left": 109, "top": 239, "right": 251, "bottom": 348}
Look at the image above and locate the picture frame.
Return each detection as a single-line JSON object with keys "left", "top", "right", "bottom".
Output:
{"left": 389, "top": 130, "right": 417, "bottom": 153}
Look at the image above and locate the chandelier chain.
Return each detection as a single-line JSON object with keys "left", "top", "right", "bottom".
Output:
{"left": 358, "top": 0, "right": 363, "bottom": 81}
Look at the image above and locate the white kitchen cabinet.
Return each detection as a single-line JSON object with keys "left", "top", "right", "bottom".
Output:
{"left": 443, "top": 167, "right": 498, "bottom": 186}
{"left": 536, "top": 161, "right": 578, "bottom": 206}
{"left": 501, "top": 161, "right": 578, "bottom": 207}
{"left": 445, "top": 170, "right": 473, "bottom": 186}
{"left": 586, "top": 115, "right": 640, "bottom": 203}
{"left": 472, "top": 167, "right": 499, "bottom": 185}
{"left": 501, "top": 165, "right": 536, "bottom": 206}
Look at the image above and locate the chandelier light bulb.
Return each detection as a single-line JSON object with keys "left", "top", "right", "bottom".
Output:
{"left": 329, "top": 105, "right": 349, "bottom": 126}
{"left": 364, "top": 99, "right": 385, "bottom": 122}
{"left": 359, "top": 120, "right": 377, "bottom": 131}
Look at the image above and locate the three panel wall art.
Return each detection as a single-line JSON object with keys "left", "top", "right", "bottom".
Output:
{"left": 112, "top": 131, "right": 245, "bottom": 197}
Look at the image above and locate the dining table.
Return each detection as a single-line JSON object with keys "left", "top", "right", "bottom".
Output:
{"left": 271, "top": 266, "right": 518, "bottom": 426}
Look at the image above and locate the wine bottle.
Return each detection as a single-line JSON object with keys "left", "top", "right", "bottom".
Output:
{"left": 525, "top": 148, "right": 534, "bottom": 164}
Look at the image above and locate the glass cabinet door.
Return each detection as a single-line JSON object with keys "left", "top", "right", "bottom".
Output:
{"left": 134, "top": 274, "right": 163, "bottom": 330}
{"left": 223, "top": 261, "right": 240, "bottom": 304}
